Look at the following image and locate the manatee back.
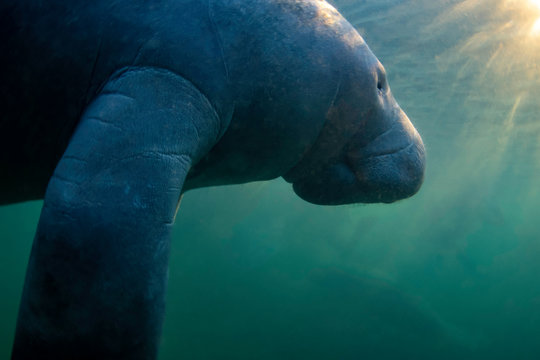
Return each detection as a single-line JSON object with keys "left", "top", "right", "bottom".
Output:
{"left": 0, "top": 0, "right": 230, "bottom": 204}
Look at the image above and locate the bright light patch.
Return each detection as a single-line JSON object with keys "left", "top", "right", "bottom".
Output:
{"left": 533, "top": 18, "right": 540, "bottom": 34}
{"left": 529, "top": 0, "right": 540, "bottom": 35}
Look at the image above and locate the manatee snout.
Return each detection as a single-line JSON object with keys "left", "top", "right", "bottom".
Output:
{"left": 347, "top": 108, "right": 426, "bottom": 203}
{"left": 288, "top": 106, "right": 425, "bottom": 206}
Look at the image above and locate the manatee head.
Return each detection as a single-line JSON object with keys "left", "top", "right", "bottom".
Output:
{"left": 283, "top": 44, "right": 425, "bottom": 205}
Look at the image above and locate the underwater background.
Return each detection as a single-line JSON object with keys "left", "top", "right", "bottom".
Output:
{"left": 1, "top": 0, "right": 540, "bottom": 358}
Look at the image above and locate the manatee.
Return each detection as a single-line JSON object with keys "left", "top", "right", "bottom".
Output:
{"left": 1, "top": 0, "right": 425, "bottom": 358}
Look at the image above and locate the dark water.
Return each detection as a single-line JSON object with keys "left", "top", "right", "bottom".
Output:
{"left": 2, "top": 0, "right": 540, "bottom": 358}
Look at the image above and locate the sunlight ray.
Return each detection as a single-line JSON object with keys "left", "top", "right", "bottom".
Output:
{"left": 532, "top": 18, "right": 540, "bottom": 34}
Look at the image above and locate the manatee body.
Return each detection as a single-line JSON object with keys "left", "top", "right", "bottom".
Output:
{"left": 1, "top": 0, "right": 425, "bottom": 358}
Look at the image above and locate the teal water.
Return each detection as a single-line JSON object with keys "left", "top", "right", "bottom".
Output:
{"left": 2, "top": 0, "right": 540, "bottom": 358}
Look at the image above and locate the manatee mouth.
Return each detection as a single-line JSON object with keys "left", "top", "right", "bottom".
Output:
{"left": 349, "top": 139, "right": 425, "bottom": 203}
{"left": 346, "top": 116, "right": 418, "bottom": 162}
{"left": 289, "top": 134, "right": 425, "bottom": 205}
{"left": 284, "top": 104, "right": 426, "bottom": 206}
{"left": 348, "top": 141, "right": 415, "bottom": 164}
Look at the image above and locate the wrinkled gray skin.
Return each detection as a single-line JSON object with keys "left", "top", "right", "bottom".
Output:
{"left": 1, "top": 0, "right": 425, "bottom": 358}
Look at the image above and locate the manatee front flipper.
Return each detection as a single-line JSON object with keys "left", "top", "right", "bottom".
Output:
{"left": 12, "top": 68, "right": 220, "bottom": 360}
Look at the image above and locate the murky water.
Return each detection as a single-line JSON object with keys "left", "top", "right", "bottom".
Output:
{"left": 2, "top": 0, "right": 540, "bottom": 358}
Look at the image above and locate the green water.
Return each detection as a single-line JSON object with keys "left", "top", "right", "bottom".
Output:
{"left": 2, "top": 0, "right": 540, "bottom": 358}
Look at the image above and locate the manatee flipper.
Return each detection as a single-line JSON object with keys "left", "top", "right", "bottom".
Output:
{"left": 12, "top": 68, "right": 220, "bottom": 359}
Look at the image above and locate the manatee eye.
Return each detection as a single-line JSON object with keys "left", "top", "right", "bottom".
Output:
{"left": 377, "top": 79, "right": 384, "bottom": 91}
{"left": 376, "top": 70, "right": 387, "bottom": 94}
